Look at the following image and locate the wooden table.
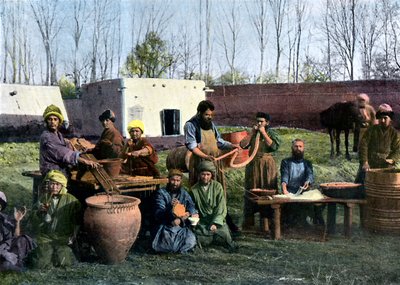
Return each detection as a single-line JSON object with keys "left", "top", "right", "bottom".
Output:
{"left": 248, "top": 196, "right": 367, "bottom": 240}
{"left": 22, "top": 170, "right": 168, "bottom": 203}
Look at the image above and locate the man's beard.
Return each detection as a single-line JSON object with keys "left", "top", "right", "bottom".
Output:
{"left": 199, "top": 117, "right": 213, "bottom": 130}
{"left": 166, "top": 183, "right": 180, "bottom": 193}
{"left": 292, "top": 150, "right": 304, "bottom": 160}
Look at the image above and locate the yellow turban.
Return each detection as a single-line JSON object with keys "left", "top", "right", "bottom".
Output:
{"left": 44, "top": 170, "right": 68, "bottom": 194}
{"left": 168, "top": 168, "right": 183, "bottom": 178}
{"left": 43, "top": 104, "right": 64, "bottom": 124}
{"left": 127, "top": 120, "right": 144, "bottom": 134}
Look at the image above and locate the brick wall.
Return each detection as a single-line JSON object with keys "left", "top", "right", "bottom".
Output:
{"left": 208, "top": 80, "right": 400, "bottom": 129}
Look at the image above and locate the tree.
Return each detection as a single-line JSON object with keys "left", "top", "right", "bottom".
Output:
{"left": 216, "top": 69, "right": 250, "bottom": 85}
{"left": 326, "top": 0, "right": 359, "bottom": 80}
{"left": 269, "top": 0, "right": 288, "bottom": 80}
{"left": 217, "top": 0, "right": 242, "bottom": 85}
{"left": 30, "top": 0, "right": 63, "bottom": 85}
{"left": 122, "top": 31, "right": 174, "bottom": 78}
{"left": 247, "top": 0, "right": 269, "bottom": 84}
{"left": 357, "top": 1, "right": 381, "bottom": 80}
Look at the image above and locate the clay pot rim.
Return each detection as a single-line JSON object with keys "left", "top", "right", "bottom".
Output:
{"left": 97, "top": 158, "right": 123, "bottom": 163}
{"left": 85, "top": 194, "right": 140, "bottom": 208}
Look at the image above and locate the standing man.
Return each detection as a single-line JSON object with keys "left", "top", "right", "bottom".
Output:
{"left": 152, "top": 169, "right": 198, "bottom": 253}
{"left": 240, "top": 112, "right": 280, "bottom": 229}
{"left": 353, "top": 93, "right": 376, "bottom": 152}
{"left": 280, "top": 139, "right": 322, "bottom": 225}
{"left": 356, "top": 103, "right": 400, "bottom": 184}
{"left": 40, "top": 104, "right": 98, "bottom": 177}
{"left": 184, "top": 100, "right": 239, "bottom": 233}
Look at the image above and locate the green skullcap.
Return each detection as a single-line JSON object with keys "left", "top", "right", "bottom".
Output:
{"left": 198, "top": 161, "right": 216, "bottom": 173}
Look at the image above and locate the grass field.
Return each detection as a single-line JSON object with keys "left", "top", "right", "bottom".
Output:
{"left": 0, "top": 128, "right": 399, "bottom": 285}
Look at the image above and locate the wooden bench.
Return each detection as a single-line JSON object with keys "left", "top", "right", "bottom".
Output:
{"left": 248, "top": 196, "right": 367, "bottom": 240}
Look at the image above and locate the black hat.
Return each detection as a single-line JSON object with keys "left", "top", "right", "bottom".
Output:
{"left": 99, "top": 109, "right": 116, "bottom": 122}
{"left": 256, "top": 112, "right": 270, "bottom": 121}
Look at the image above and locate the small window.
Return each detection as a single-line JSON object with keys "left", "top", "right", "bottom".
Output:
{"left": 161, "top": 109, "right": 180, "bottom": 136}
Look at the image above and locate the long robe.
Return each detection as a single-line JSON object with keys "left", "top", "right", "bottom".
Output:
{"left": 40, "top": 130, "right": 79, "bottom": 177}
{"left": 190, "top": 180, "right": 235, "bottom": 249}
{"left": 241, "top": 129, "right": 280, "bottom": 225}
{"left": 0, "top": 213, "right": 36, "bottom": 271}
{"left": 91, "top": 124, "right": 124, "bottom": 159}
{"left": 152, "top": 187, "right": 197, "bottom": 253}
{"left": 356, "top": 124, "right": 400, "bottom": 184}
{"left": 30, "top": 193, "right": 82, "bottom": 268}
{"left": 121, "top": 138, "right": 160, "bottom": 177}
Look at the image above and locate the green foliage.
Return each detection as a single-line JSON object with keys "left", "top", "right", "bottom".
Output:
{"left": 121, "top": 31, "right": 175, "bottom": 78}
{"left": 58, "top": 75, "right": 77, "bottom": 99}
{"left": 216, "top": 69, "right": 250, "bottom": 85}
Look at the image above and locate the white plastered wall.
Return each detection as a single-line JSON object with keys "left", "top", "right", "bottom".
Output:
{"left": 121, "top": 78, "right": 205, "bottom": 137}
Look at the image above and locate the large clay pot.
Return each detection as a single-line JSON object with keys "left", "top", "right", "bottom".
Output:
{"left": 221, "top": 130, "right": 249, "bottom": 166}
{"left": 84, "top": 195, "right": 141, "bottom": 264}
{"left": 365, "top": 168, "right": 400, "bottom": 234}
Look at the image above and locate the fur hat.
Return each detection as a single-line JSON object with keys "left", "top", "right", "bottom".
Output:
{"left": 127, "top": 120, "right": 145, "bottom": 134}
{"left": 168, "top": 169, "right": 183, "bottom": 178}
{"left": 376, "top": 103, "right": 394, "bottom": 119}
{"left": 99, "top": 109, "right": 116, "bottom": 122}
{"left": 43, "top": 104, "right": 64, "bottom": 124}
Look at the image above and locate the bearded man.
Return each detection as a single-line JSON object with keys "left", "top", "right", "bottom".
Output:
{"left": 152, "top": 169, "right": 198, "bottom": 253}
{"left": 281, "top": 139, "right": 314, "bottom": 195}
{"left": 280, "top": 139, "right": 320, "bottom": 226}
{"left": 184, "top": 100, "right": 240, "bottom": 234}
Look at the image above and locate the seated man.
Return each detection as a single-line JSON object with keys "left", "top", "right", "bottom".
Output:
{"left": 29, "top": 170, "right": 82, "bottom": 269}
{"left": 280, "top": 139, "right": 323, "bottom": 225}
{"left": 121, "top": 120, "right": 160, "bottom": 177}
{"left": 0, "top": 192, "right": 36, "bottom": 272}
{"left": 190, "top": 161, "right": 237, "bottom": 251}
{"left": 152, "top": 169, "right": 198, "bottom": 253}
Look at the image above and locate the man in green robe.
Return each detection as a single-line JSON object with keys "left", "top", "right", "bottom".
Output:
{"left": 190, "top": 161, "right": 236, "bottom": 251}
{"left": 29, "top": 170, "right": 82, "bottom": 268}
{"left": 240, "top": 112, "right": 280, "bottom": 229}
{"left": 356, "top": 103, "right": 400, "bottom": 184}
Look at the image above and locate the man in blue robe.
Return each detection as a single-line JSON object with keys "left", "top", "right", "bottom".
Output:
{"left": 152, "top": 169, "right": 198, "bottom": 253}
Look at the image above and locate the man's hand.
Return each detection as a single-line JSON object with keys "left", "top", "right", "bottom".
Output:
{"left": 210, "top": 224, "right": 217, "bottom": 232}
{"left": 386, "top": 159, "right": 395, "bottom": 165}
{"left": 302, "top": 181, "right": 310, "bottom": 190}
{"left": 14, "top": 206, "right": 27, "bottom": 222}
{"left": 362, "top": 162, "right": 370, "bottom": 171}
{"left": 172, "top": 218, "right": 181, "bottom": 227}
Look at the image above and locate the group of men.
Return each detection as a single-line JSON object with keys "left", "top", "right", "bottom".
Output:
{"left": 2, "top": 93, "right": 399, "bottom": 270}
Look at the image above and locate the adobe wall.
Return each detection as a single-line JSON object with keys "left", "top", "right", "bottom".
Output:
{"left": 208, "top": 80, "right": 400, "bottom": 129}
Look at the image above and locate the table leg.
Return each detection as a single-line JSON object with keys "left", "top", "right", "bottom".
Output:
{"left": 271, "top": 204, "right": 281, "bottom": 240}
{"left": 359, "top": 204, "right": 365, "bottom": 228}
{"left": 327, "top": 203, "right": 336, "bottom": 234}
{"left": 344, "top": 203, "right": 355, "bottom": 238}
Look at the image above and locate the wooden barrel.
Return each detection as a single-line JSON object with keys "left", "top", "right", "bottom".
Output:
{"left": 221, "top": 130, "right": 249, "bottom": 166}
{"left": 365, "top": 168, "right": 400, "bottom": 233}
{"left": 166, "top": 146, "right": 192, "bottom": 172}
